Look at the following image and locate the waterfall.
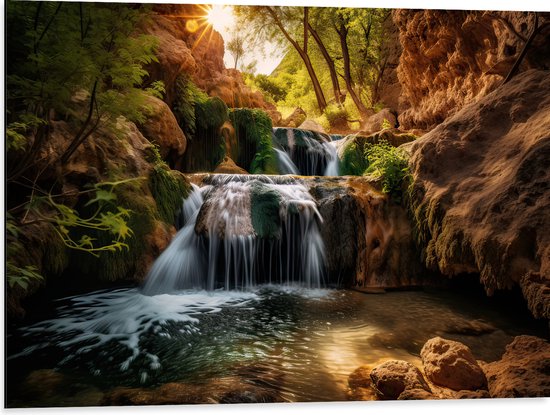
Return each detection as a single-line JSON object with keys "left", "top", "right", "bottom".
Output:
{"left": 272, "top": 128, "right": 340, "bottom": 176}
{"left": 275, "top": 148, "right": 299, "bottom": 175}
{"left": 142, "top": 175, "right": 326, "bottom": 295}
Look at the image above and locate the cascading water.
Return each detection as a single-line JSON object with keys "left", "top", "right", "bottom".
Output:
{"left": 272, "top": 128, "right": 340, "bottom": 176}
{"left": 142, "top": 175, "right": 326, "bottom": 295}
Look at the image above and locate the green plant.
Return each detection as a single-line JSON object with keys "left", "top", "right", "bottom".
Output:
{"left": 381, "top": 118, "right": 392, "bottom": 130}
{"left": 364, "top": 140, "right": 410, "bottom": 203}
{"left": 323, "top": 104, "right": 348, "bottom": 128}
{"left": 339, "top": 139, "right": 369, "bottom": 176}
{"left": 229, "top": 108, "right": 277, "bottom": 174}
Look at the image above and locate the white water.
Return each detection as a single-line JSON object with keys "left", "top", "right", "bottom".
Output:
{"left": 272, "top": 128, "right": 340, "bottom": 176}
{"left": 275, "top": 148, "right": 299, "bottom": 175}
{"left": 323, "top": 141, "right": 340, "bottom": 176}
{"left": 142, "top": 176, "right": 326, "bottom": 295}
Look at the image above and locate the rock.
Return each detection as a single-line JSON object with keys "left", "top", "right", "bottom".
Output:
{"left": 140, "top": 5, "right": 276, "bottom": 112}
{"left": 281, "top": 107, "right": 307, "bottom": 128}
{"left": 420, "top": 337, "right": 487, "bottom": 391}
{"left": 348, "top": 365, "right": 374, "bottom": 389}
{"left": 453, "top": 389, "right": 490, "bottom": 399}
{"left": 299, "top": 119, "right": 327, "bottom": 134}
{"left": 370, "top": 360, "right": 432, "bottom": 400}
{"left": 309, "top": 176, "right": 425, "bottom": 289}
{"left": 103, "top": 376, "right": 284, "bottom": 405}
{"left": 361, "top": 109, "right": 397, "bottom": 135}
{"left": 408, "top": 69, "right": 550, "bottom": 319}
{"left": 23, "top": 369, "right": 65, "bottom": 398}
{"left": 393, "top": 11, "right": 550, "bottom": 130}
{"left": 137, "top": 95, "right": 187, "bottom": 161}
{"left": 483, "top": 335, "right": 550, "bottom": 398}
{"left": 397, "top": 388, "right": 435, "bottom": 400}
{"left": 214, "top": 157, "right": 248, "bottom": 174}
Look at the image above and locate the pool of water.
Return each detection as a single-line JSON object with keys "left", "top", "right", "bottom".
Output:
{"left": 6, "top": 285, "right": 548, "bottom": 407}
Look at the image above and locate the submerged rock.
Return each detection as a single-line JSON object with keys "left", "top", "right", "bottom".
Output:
{"left": 369, "top": 360, "right": 432, "bottom": 400}
{"left": 420, "top": 337, "right": 487, "bottom": 391}
{"left": 483, "top": 335, "right": 550, "bottom": 398}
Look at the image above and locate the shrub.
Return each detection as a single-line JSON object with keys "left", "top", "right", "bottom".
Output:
{"left": 364, "top": 140, "right": 410, "bottom": 203}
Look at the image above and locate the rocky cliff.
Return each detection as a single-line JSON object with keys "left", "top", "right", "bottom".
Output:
{"left": 393, "top": 10, "right": 550, "bottom": 130}
{"left": 141, "top": 4, "right": 276, "bottom": 112}
{"left": 407, "top": 69, "right": 550, "bottom": 320}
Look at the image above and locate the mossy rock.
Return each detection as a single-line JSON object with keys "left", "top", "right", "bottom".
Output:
{"left": 229, "top": 108, "right": 277, "bottom": 174}
{"left": 250, "top": 181, "right": 282, "bottom": 239}
{"left": 149, "top": 164, "right": 190, "bottom": 224}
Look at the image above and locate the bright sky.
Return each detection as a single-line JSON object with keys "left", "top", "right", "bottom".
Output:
{"left": 206, "top": 4, "right": 283, "bottom": 75}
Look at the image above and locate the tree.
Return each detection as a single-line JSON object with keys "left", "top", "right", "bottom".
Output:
{"left": 227, "top": 34, "right": 245, "bottom": 69}
{"left": 234, "top": 5, "right": 327, "bottom": 113}
{"left": 6, "top": 1, "right": 159, "bottom": 181}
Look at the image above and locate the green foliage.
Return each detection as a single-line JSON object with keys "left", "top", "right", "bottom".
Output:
{"left": 68, "top": 178, "right": 154, "bottom": 282}
{"left": 174, "top": 74, "right": 229, "bottom": 171}
{"left": 250, "top": 181, "right": 282, "bottom": 238}
{"left": 149, "top": 164, "right": 190, "bottom": 224}
{"left": 173, "top": 74, "right": 205, "bottom": 138}
{"left": 6, "top": 1, "right": 159, "bottom": 153}
{"left": 339, "top": 139, "right": 369, "bottom": 176}
{"left": 31, "top": 179, "right": 138, "bottom": 256}
{"left": 324, "top": 104, "right": 348, "bottom": 128}
{"left": 364, "top": 140, "right": 410, "bottom": 203}
{"left": 6, "top": 263, "right": 43, "bottom": 291}
{"left": 145, "top": 80, "right": 166, "bottom": 100}
{"left": 195, "top": 95, "right": 229, "bottom": 132}
{"left": 229, "top": 108, "right": 277, "bottom": 174}
{"left": 249, "top": 74, "right": 287, "bottom": 103}
{"left": 381, "top": 118, "right": 392, "bottom": 130}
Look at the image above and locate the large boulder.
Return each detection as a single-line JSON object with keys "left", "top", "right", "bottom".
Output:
{"left": 408, "top": 69, "right": 550, "bottom": 319}
{"left": 361, "top": 108, "right": 397, "bottom": 135}
{"left": 137, "top": 95, "right": 187, "bottom": 161}
{"left": 394, "top": 10, "right": 550, "bottom": 130}
{"left": 369, "top": 360, "right": 432, "bottom": 400}
{"left": 483, "top": 335, "right": 550, "bottom": 398}
{"left": 420, "top": 337, "right": 487, "bottom": 391}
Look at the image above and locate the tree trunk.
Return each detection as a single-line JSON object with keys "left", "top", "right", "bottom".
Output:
{"left": 266, "top": 7, "right": 327, "bottom": 113}
{"left": 307, "top": 21, "right": 345, "bottom": 106}
{"left": 337, "top": 21, "right": 369, "bottom": 119}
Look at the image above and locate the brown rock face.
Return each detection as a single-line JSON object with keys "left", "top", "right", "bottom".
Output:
{"left": 309, "top": 176, "right": 425, "bottom": 289}
{"left": 361, "top": 108, "right": 397, "bottom": 135}
{"left": 214, "top": 156, "right": 248, "bottom": 174}
{"left": 483, "top": 335, "right": 550, "bottom": 398}
{"left": 408, "top": 69, "right": 550, "bottom": 319}
{"left": 137, "top": 95, "right": 187, "bottom": 162}
{"left": 420, "top": 337, "right": 487, "bottom": 391}
{"left": 394, "top": 10, "right": 550, "bottom": 130}
{"left": 139, "top": 4, "right": 276, "bottom": 114}
{"left": 369, "top": 360, "right": 432, "bottom": 400}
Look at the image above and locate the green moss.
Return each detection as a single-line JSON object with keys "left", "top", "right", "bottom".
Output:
{"left": 339, "top": 139, "right": 369, "bottom": 176}
{"left": 149, "top": 164, "right": 190, "bottom": 224}
{"left": 174, "top": 75, "right": 229, "bottom": 172}
{"left": 229, "top": 108, "right": 276, "bottom": 174}
{"left": 250, "top": 181, "right": 282, "bottom": 238}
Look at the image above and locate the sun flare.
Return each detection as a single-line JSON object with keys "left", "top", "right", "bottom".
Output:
{"left": 205, "top": 4, "right": 235, "bottom": 34}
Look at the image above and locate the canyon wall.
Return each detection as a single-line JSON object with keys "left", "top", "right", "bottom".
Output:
{"left": 392, "top": 10, "right": 550, "bottom": 130}
{"left": 141, "top": 4, "right": 276, "bottom": 112}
